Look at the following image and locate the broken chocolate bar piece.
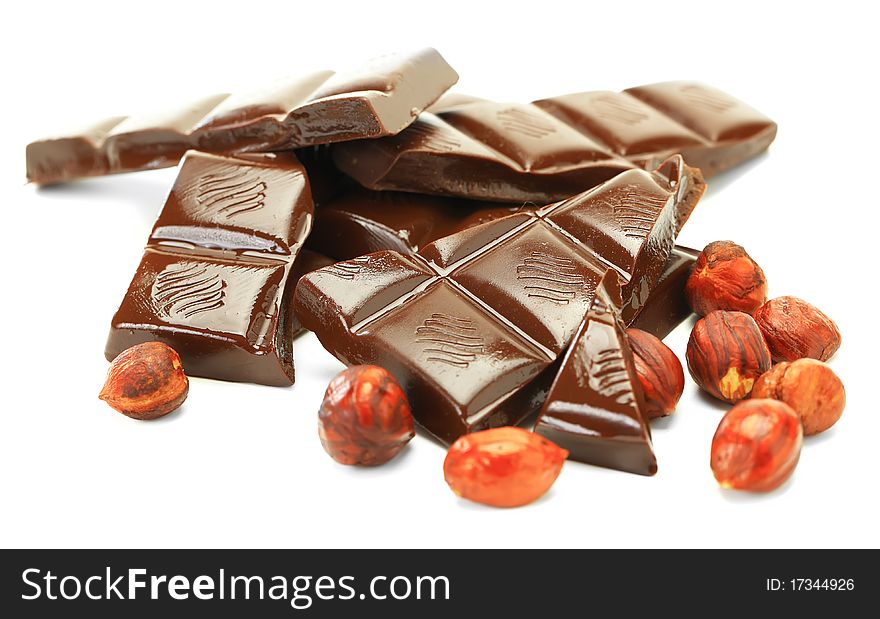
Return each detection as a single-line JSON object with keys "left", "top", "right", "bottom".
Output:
{"left": 534, "top": 275, "right": 657, "bottom": 476}
{"left": 308, "top": 186, "right": 696, "bottom": 339}
{"left": 27, "top": 48, "right": 458, "bottom": 184}
{"left": 295, "top": 157, "right": 704, "bottom": 442}
{"left": 333, "top": 81, "right": 774, "bottom": 202}
{"left": 105, "top": 150, "right": 313, "bottom": 386}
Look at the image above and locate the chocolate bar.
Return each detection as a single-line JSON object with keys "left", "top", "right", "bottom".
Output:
{"left": 308, "top": 187, "right": 696, "bottom": 339}
{"left": 105, "top": 150, "right": 313, "bottom": 386}
{"left": 534, "top": 276, "right": 657, "bottom": 475}
{"left": 26, "top": 49, "right": 458, "bottom": 184}
{"left": 332, "top": 82, "right": 775, "bottom": 202}
{"left": 295, "top": 157, "right": 704, "bottom": 442}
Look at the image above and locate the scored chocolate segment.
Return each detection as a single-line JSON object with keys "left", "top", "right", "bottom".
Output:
{"left": 306, "top": 188, "right": 696, "bottom": 340}
{"left": 534, "top": 275, "right": 657, "bottom": 476}
{"left": 333, "top": 81, "right": 775, "bottom": 202}
{"left": 26, "top": 48, "right": 458, "bottom": 184}
{"left": 331, "top": 102, "right": 636, "bottom": 204}
{"left": 106, "top": 150, "right": 313, "bottom": 386}
{"left": 621, "top": 82, "right": 777, "bottom": 175}
{"left": 295, "top": 157, "right": 704, "bottom": 442}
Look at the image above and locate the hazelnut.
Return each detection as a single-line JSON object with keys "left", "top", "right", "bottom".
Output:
{"left": 685, "top": 241, "right": 768, "bottom": 315}
{"left": 752, "top": 359, "right": 845, "bottom": 436}
{"left": 99, "top": 342, "right": 189, "bottom": 420}
{"left": 686, "top": 311, "right": 771, "bottom": 403}
{"left": 711, "top": 399, "right": 802, "bottom": 492}
{"left": 318, "top": 365, "right": 415, "bottom": 466}
{"left": 444, "top": 427, "right": 568, "bottom": 508}
{"left": 626, "top": 328, "right": 684, "bottom": 419}
{"left": 754, "top": 296, "right": 841, "bottom": 362}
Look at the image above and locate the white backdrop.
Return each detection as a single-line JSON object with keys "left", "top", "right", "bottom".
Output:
{"left": 1, "top": 0, "right": 877, "bottom": 548}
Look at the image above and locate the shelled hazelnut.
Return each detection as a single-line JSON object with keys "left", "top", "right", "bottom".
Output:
{"left": 711, "top": 399, "right": 803, "bottom": 492}
{"left": 626, "top": 328, "right": 684, "bottom": 418}
{"left": 685, "top": 241, "right": 768, "bottom": 315}
{"left": 752, "top": 359, "right": 846, "bottom": 435}
{"left": 318, "top": 365, "right": 415, "bottom": 466}
{"left": 99, "top": 342, "right": 189, "bottom": 420}
{"left": 754, "top": 296, "right": 841, "bottom": 362}
{"left": 444, "top": 427, "right": 568, "bottom": 508}
{"left": 686, "top": 311, "right": 771, "bottom": 403}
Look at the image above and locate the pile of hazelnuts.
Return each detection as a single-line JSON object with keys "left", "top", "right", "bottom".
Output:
{"left": 683, "top": 241, "right": 843, "bottom": 492}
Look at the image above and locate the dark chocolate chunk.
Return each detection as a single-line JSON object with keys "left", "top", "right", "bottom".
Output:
{"left": 534, "top": 275, "right": 657, "bottom": 476}
{"left": 106, "top": 150, "right": 313, "bottom": 386}
{"left": 27, "top": 49, "right": 458, "bottom": 184}
{"left": 307, "top": 186, "right": 696, "bottom": 339}
{"left": 628, "top": 246, "right": 697, "bottom": 339}
{"left": 295, "top": 157, "right": 704, "bottom": 442}
{"left": 332, "top": 82, "right": 775, "bottom": 202}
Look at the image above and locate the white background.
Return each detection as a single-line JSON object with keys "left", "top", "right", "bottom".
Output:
{"left": 1, "top": 0, "right": 877, "bottom": 549}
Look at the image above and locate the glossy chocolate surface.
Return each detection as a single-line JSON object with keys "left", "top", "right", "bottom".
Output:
{"left": 332, "top": 81, "right": 775, "bottom": 202}
{"left": 629, "top": 246, "right": 697, "bottom": 339}
{"left": 534, "top": 276, "right": 657, "bottom": 476}
{"left": 106, "top": 150, "right": 313, "bottom": 386}
{"left": 308, "top": 186, "right": 696, "bottom": 339}
{"left": 27, "top": 49, "right": 458, "bottom": 184}
{"left": 295, "top": 157, "right": 704, "bottom": 442}
{"left": 309, "top": 186, "right": 522, "bottom": 258}
{"left": 289, "top": 250, "right": 336, "bottom": 338}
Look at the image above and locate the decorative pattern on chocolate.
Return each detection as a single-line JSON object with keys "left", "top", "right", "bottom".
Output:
{"left": 26, "top": 48, "right": 459, "bottom": 184}
{"left": 196, "top": 168, "right": 267, "bottom": 218}
{"left": 496, "top": 108, "right": 556, "bottom": 138}
{"left": 295, "top": 157, "right": 704, "bottom": 442}
{"left": 325, "top": 259, "right": 369, "bottom": 280}
{"left": 516, "top": 252, "right": 584, "bottom": 304}
{"left": 153, "top": 263, "right": 227, "bottom": 319}
{"left": 597, "top": 185, "right": 670, "bottom": 239}
{"left": 106, "top": 150, "right": 313, "bottom": 386}
{"left": 333, "top": 81, "right": 775, "bottom": 202}
{"left": 416, "top": 314, "right": 485, "bottom": 368}
{"left": 535, "top": 275, "right": 657, "bottom": 476}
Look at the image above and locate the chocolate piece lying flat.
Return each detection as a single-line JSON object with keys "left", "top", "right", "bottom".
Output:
{"left": 308, "top": 187, "right": 696, "bottom": 339}
{"left": 106, "top": 150, "right": 313, "bottom": 386}
{"left": 535, "top": 276, "right": 657, "bottom": 475}
{"left": 333, "top": 82, "right": 775, "bottom": 202}
{"left": 27, "top": 49, "right": 458, "bottom": 184}
{"left": 295, "top": 157, "right": 704, "bottom": 442}
{"left": 628, "top": 246, "right": 697, "bottom": 339}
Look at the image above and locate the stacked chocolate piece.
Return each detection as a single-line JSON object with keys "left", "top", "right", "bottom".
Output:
{"left": 27, "top": 48, "right": 777, "bottom": 475}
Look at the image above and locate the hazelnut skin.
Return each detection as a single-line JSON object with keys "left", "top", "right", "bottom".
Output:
{"left": 754, "top": 296, "right": 841, "bottom": 363}
{"left": 99, "top": 342, "right": 189, "bottom": 420}
{"left": 444, "top": 427, "right": 568, "bottom": 508}
{"left": 626, "top": 328, "right": 685, "bottom": 419}
{"left": 711, "top": 399, "right": 802, "bottom": 492}
{"left": 751, "top": 359, "right": 845, "bottom": 436}
{"left": 685, "top": 241, "right": 768, "bottom": 316}
{"left": 686, "top": 311, "right": 771, "bottom": 403}
{"left": 318, "top": 365, "right": 415, "bottom": 466}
